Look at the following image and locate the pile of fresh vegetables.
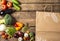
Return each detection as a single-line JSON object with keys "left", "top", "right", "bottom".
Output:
{"left": 0, "top": 14, "right": 35, "bottom": 41}
{"left": 0, "top": 0, "right": 35, "bottom": 41}
{"left": 0, "top": 0, "right": 21, "bottom": 15}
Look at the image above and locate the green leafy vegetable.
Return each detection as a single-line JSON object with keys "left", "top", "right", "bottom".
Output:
{"left": 21, "top": 24, "right": 28, "bottom": 33}
{"left": 5, "top": 27, "right": 16, "bottom": 37}
{"left": 0, "top": 14, "right": 14, "bottom": 25}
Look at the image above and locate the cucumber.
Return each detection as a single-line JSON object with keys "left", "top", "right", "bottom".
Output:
{"left": 12, "top": 0, "right": 19, "bottom": 5}
{"left": 13, "top": 3, "right": 21, "bottom": 10}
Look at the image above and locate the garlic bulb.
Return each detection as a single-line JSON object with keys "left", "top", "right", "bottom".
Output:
{"left": 18, "top": 37, "right": 23, "bottom": 41}
{"left": 0, "top": 24, "right": 6, "bottom": 31}
{"left": 24, "top": 33, "right": 28, "bottom": 37}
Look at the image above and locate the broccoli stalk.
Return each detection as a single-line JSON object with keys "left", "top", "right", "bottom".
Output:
{"left": 0, "top": 19, "right": 5, "bottom": 24}
{"left": 0, "top": 14, "right": 14, "bottom": 25}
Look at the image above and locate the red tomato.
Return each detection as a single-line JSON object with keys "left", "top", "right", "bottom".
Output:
{"left": 1, "top": 0, "right": 6, "bottom": 5}
{"left": 2, "top": 35, "right": 6, "bottom": 38}
{"left": 7, "top": 2, "right": 12, "bottom": 8}
{"left": 2, "top": 5, "right": 7, "bottom": 10}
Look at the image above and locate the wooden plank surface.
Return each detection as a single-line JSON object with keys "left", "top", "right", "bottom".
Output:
{"left": 11, "top": 11, "right": 36, "bottom": 26}
{"left": 12, "top": 12, "right": 36, "bottom": 19}
{"left": 21, "top": 4, "right": 60, "bottom": 12}
{"left": 10, "top": 0, "right": 60, "bottom": 4}
{"left": 8, "top": 0, "right": 60, "bottom": 4}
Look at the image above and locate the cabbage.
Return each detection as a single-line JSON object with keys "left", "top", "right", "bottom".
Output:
{"left": 0, "top": 14, "right": 14, "bottom": 25}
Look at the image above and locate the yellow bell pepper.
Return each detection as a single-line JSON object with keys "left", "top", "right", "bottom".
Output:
{"left": 15, "top": 27, "right": 21, "bottom": 31}
{"left": 14, "top": 22, "right": 23, "bottom": 31}
{"left": 16, "top": 22, "right": 23, "bottom": 27}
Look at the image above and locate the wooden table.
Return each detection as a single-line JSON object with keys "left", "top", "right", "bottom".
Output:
{"left": 0, "top": 0, "right": 60, "bottom": 41}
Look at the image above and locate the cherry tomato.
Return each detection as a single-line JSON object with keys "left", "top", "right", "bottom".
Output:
{"left": 2, "top": 34, "right": 8, "bottom": 39}
{"left": 5, "top": 34, "right": 8, "bottom": 39}
{"left": 7, "top": 2, "right": 12, "bottom": 8}
{"left": 1, "top": 0, "right": 6, "bottom": 5}
{"left": 1, "top": 31, "right": 5, "bottom": 35}
{"left": 2, "top": 35, "right": 6, "bottom": 38}
{"left": 2, "top": 5, "right": 7, "bottom": 10}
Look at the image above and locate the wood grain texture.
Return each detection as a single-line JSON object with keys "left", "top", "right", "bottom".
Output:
{"left": 12, "top": 11, "right": 36, "bottom": 19}
{"left": 8, "top": 0, "right": 60, "bottom": 4}
{"left": 12, "top": 0, "right": 60, "bottom": 4}
{"left": 11, "top": 12, "right": 36, "bottom": 26}
{"left": 21, "top": 4, "right": 60, "bottom": 12}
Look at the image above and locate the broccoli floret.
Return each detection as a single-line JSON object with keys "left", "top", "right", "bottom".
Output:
{"left": 0, "top": 14, "right": 14, "bottom": 25}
